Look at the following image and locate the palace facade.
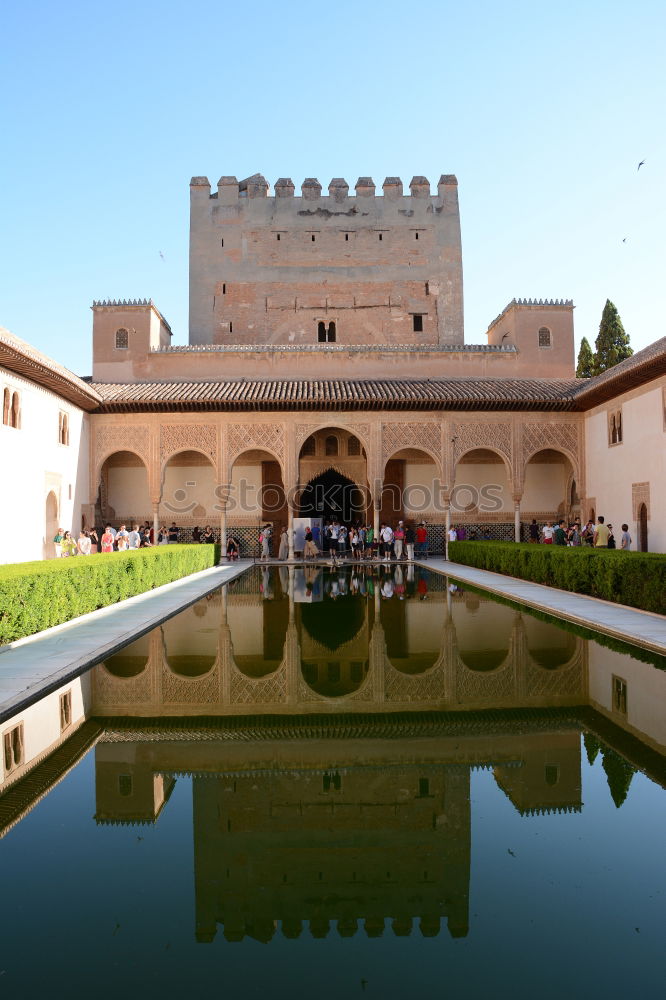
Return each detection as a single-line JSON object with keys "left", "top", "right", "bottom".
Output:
{"left": 1, "top": 172, "right": 665, "bottom": 564}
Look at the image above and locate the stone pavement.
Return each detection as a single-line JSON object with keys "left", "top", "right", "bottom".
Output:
{"left": 423, "top": 558, "right": 666, "bottom": 655}
{"left": 0, "top": 561, "right": 251, "bottom": 723}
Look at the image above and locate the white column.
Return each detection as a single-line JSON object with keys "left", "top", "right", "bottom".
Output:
{"left": 220, "top": 505, "right": 227, "bottom": 562}
{"left": 444, "top": 501, "right": 451, "bottom": 561}
{"left": 288, "top": 502, "right": 294, "bottom": 561}
{"left": 152, "top": 502, "right": 160, "bottom": 545}
{"left": 514, "top": 497, "right": 521, "bottom": 543}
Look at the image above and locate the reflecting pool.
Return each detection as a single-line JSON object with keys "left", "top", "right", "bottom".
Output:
{"left": 0, "top": 566, "right": 664, "bottom": 998}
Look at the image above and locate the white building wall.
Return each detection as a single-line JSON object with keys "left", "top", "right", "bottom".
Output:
{"left": 0, "top": 367, "right": 90, "bottom": 564}
{"left": 587, "top": 641, "right": 666, "bottom": 753}
{"left": 584, "top": 378, "right": 666, "bottom": 552}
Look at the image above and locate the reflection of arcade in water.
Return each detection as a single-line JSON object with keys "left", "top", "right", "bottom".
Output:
{"left": 93, "top": 714, "right": 584, "bottom": 943}
{"left": 91, "top": 566, "right": 585, "bottom": 716}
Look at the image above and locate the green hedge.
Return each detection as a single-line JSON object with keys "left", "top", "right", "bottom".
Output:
{"left": 448, "top": 541, "right": 666, "bottom": 614}
{"left": 0, "top": 544, "right": 221, "bottom": 645}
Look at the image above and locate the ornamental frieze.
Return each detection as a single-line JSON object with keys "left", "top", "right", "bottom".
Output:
{"left": 227, "top": 422, "right": 285, "bottom": 465}
{"left": 160, "top": 423, "right": 218, "bottom": 467}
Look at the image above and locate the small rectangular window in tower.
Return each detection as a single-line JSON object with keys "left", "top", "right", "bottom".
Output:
{"left": 418, "top": 777, "right": 430, "bottom": 797}
{"left": 220, "top": 238, "right": 224, "bottom": 247}
{"left": 60, "top": 690, "right": 72, "bottom": 733}
{"left": 613, "top": 676, "right": 627, "bottom": 714}
{"left": 415, "top": 232, "right": 419, "bottom": 240}
{"left": 538, "top": 327, "right": 552, "bottom": 348}
{"left": 311, "top": 234, "right": 316, "bottom": 242}
{"left": 413, "top": 314, "right": 424, "bottom": 333}
{"left": 345, "top": 233, "right": 349, "bottom": 241}
{"left": 378, "top": 233, "right": 383, "bottom": 241}
{"left": 276, "top": 233, "right": 280, "bottom": 241}
{"left": 229, "top": 322, "right": 233, "bottom": 334}
{"left": 115, "top": 328, "right": 129, "bottom": 350}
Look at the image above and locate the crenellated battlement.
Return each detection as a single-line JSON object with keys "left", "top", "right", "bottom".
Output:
{"left": 190, "top": 173, "right": 458, "bottom": 205}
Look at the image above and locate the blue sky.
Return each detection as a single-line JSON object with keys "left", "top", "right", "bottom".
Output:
{"left": 1, "top": 0, "right": 664, "bottom": 374}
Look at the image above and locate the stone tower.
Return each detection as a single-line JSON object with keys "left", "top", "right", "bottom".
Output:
{"left": 189, "top": 173, "right": 463, "bottom": 347}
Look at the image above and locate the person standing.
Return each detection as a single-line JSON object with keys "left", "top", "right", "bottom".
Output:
{"left": 380, "top": 523, "right": 394, "bottom": 562}
{"left": 100, "top": 525, "right": 115, "bottom": 553}
{"left": 53, "top": 528, "right": 64, "bottom": 558}
{"left": 416, "top": 522, "right": 428, "bottom": 559}
{"left": 77, "top": 529, "right": 91, "bottom": 555}
{"left": 278, "top": 526, "right": 289, "bottom": 560}
{"left": 405, "top": 524, "right": 416, "bottom": 561}
{"left": 528, "top": 519, "right": 539, "bottom": 543}
{"left": 448, "top": 525, "right": 457, "bottom": 545}
{"left": 202, "top": 525, "right": 215, "bottom": 544}
{"left": 553, "top": 520, "right": 567, "bottom": 546}
{"left": 607, "top": 524, "right": 616, "bottom": 549}
{"left": 167, "top": 522, "right": 179, "bottom": 544}
{"left": 394, "top": 521, "right": 405, "bottom": 560}
{"left": 61, "top": 531, "right": 76, "bottom": 557}
{"left": 542, "top": 522, "right": 554, "bottom": 545}
{"left": 260, "top": 524, "right": 272, "bottom": 560}
{"left": 620, "top": 524, "right": 632, "bottom": 550}
{"left": 127, "top": 524, "right": 141, "bottom": 550}
{"left": 593, "top": 516, "right": 610, "bottom": 548}
{"left": 192, "top": 526, "right": 201, "bottom": 543}
{"left": 304, "top": 527, "right": 318, "bottom": 560}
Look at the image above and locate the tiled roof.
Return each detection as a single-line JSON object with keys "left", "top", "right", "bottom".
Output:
{"left": 91, "top": 376, "right": 582, "bottom": 412}
{"left": 572, "top": 335, "right": 666, "bottom": 407}
{"left": 0, "top": 327, "right": 101, "bottom": 410}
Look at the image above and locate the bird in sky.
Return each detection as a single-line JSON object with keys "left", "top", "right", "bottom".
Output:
{"left": 622, "top": 238, "right": 627, "bottom": 243}
{"left": 159, "top": 250, "right": 165, "bottom": 260}
{"left": 637, "top": 160, "right": 645, "bottom": 171}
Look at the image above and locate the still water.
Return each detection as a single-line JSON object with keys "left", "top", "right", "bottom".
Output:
{"left": 0, "top": 566, "right": 664, "bottom": 999}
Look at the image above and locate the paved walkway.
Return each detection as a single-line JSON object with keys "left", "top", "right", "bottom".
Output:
{"left": 423, "top": 559, "right": 666, "bottom": 655}
{"left": 0, "top": 561, "right": 251, "bottom": 723}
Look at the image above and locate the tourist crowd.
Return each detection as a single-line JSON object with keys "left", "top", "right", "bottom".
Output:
{"left": 51, "top": 522, "right": 219, "bottom": 556}
{"left": 524, "top": 515, "right": 632, "bottom": 549}
{"left": 258, "top": 519, "right": 430, "bottom": 562}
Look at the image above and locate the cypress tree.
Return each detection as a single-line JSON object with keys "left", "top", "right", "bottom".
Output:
{"left": 592, "top": 300, "right": 633, "bottom": 375}
{"left": 576, "top": 337, "right": 594, "bottom": 378}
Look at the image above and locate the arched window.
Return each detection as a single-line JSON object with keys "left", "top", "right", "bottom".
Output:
{"left": 317, "top": 321, "right": 326, "bottom": 343}
{"left": 617, "top": 411, "right": 623, "bottom": 442}
{"left": 538, "top": 327, "right": 551, "bottom": 348}
{"left": 10, "top": 392, "right": 20, "bottom": 429}
{"left": 611, "top": 415, "right": 618, "bottom": 444}
{"left": 2, "top": 388, "right": 9, "bottom": 425}
{"left": 327, "top": 321, "right": 336, "bottom": 343}
{"left": 115, "top": 328, "right": 129, "bottom": 350}
{"left": 347, "top": 435, "right": 361, "bottom": 456}
{"left": 325, "top": 435, "right": 338, "bottom": 456}
{"left": 59, "top": 411, "right": 69, "bottom": 445}
{"left": 301, "top": 435, "right": 316, "bottom": 457}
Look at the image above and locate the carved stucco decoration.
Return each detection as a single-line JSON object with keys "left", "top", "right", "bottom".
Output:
{"left": 230, "top": 662, "right": 287, "bottom": 704}
{"left": 93, "top": 663, "right": 153, "bottom": 706}
{"left": 521, "top": 421, "right": 579, "bottom": 469}
{"left": 227, "top": 423, "right": 285, "bottom": 466}
{"left": 384, "top": 658, "right": 448, "bottom": 703}
{"left": 160, "top": 424, "right": 218, "bottom": 468}
{"left": 94, "top": 423, "right": 151, "bottom": 482}
{"left": 382, "top": 422, "right": 442, "bottom": 466}
{"left": 454, "top": 657, "right": 515, "bottom": 702}
{"left": 525, "top": 645, "right": 585, "bottom": 699}
{"left": 161, "top": 663, "right": 221, "bottom": 705}
{"left": 452, "top": 421, "right": 512, "bottom": 468}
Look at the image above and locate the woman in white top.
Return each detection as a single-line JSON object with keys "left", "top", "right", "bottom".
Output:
{"left": 77, "top": 530, "right": 91, "bottom": 555}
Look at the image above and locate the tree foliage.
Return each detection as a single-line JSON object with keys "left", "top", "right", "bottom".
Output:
{"left": 576, "top": 336, "right": 594, "bottom": 378}
{"left": 592, "top": 300, "right": 633, "bottom": 375}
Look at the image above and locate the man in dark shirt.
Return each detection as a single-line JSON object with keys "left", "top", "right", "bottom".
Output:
{"left": 553, "top": 519, "right": 567, "bottom": 545}
{"left": 168, "top": 523, "right": 179, "bottom": 543}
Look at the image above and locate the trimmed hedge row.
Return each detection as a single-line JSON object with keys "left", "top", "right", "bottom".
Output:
{"left": 0, "top": 544, "right": 221, "bottom": 645}
{"left": 448, "top": 541, "right": 666, "bottom": 614}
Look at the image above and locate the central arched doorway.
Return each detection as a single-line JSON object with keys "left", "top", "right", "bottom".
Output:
{"left": 638, "top": 503, "right": 648, "bottom": 552}
{"left": 299, "top": 469, "right": 365, "bottom": 524}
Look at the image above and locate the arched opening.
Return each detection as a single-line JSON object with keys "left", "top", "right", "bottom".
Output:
{"left": 523, "top": 449, "right": 575, "bottom": 525}
{"left": 3, "top": 387, "right": 10, "bottom": 425}
{"left": 299, "top": 428, "right": 369, "bottom": 527}
{"left": 611, "top": 415, "right": 618, "bottom": 444}
{"left": 97, "top": 450, "right": 150, "bottom": 527}
{"left": 638, "top": 503, "right": 648, "bottom": 552}
{"left": 327, "top": 321, "right": 336, "bottom": 343}
{"left": 299, "top": 576, "right": 369, "bottom": 696}
{"left": 454, "top": 600, "right": 512, "bottom": 671}
{"left": 524, "top": 618, "right": 577, "bottom": 669}
{"left": 45, "top": 491, "right": 59, "bottom": 559}
{"left": 10, "top": 391, "right": 20, "bottom": 428}
{"left": 449, "top": 447, "right": 511, "bottom": 539}
{"left": 163, "top": 602, "right": 217, "bottom": 676}
{"left": 230, "top": 448, "right": 286, "bottom": 543}
{"left": 381, "top": 595, "right": 440, "bottom": 674}
{"left": 227, "top": 568, "right": 289, "bottom": 677}
{"left": 384, "top": 446, "right": 440, "bottom": 527}
{"left": 102, "top": 633, "right": 150, "bottom": 678}
{"left": 162, "top": 450, "right": 217, "bottom": 530}
{"left": 317, "top": 321, "right": 326, "bottom": 343}
{"left": 325, "top": 435, "right": 338, "bottom": 457}
{"left": 299, "top": 469, "right": 364, "bottom": 525}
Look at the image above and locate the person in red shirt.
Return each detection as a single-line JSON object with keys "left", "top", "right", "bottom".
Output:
{"left": 416, "top": 522, "right": 428, "bottom": 559}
